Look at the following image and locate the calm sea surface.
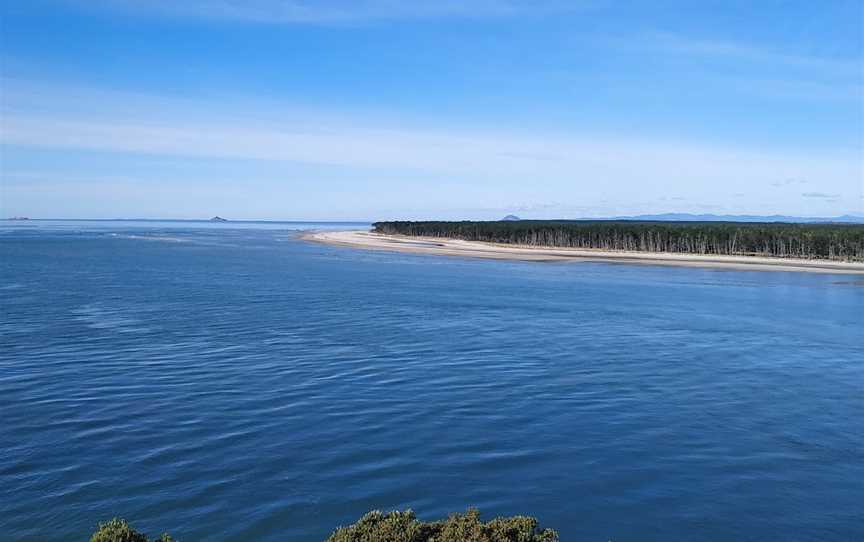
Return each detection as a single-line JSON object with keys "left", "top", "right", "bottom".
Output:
{"left": 1, "top": 221, "right": 862, "bottom": 541}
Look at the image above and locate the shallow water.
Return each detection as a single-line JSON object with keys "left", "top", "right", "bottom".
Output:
{"left": 1, "top": 221, "right": 862, "bottom": 541}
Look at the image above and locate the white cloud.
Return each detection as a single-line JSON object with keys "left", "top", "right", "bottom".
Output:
{"left": 2, "top": 80, "right": 862, "bottom": 217}
{"left": 632, "top": 32, "right": 862, "bottom": 77}
{"left": 4, "top": 109, "right": 857, "bottom": 194}
{"left": 771, "top": 178, "right": 808, "bottom": 187}
{"left": 802, "top": 192, "right": 840, "bottom": 200}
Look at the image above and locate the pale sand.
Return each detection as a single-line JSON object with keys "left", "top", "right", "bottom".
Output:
{"left": 304, "top": 230, "right": 864, "bottom": 275}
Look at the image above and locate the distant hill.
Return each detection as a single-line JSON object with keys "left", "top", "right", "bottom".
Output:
{"left": 501, "top": 214, "right": 521, "bottom": 221}
{"left": 609, "top": 213, "right": 864, "bottom": 224}
{"left": 210, "top": 216, "right": 228, "bottom": 222}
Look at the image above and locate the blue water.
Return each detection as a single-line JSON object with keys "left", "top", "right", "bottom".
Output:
{"left": 1, "top": 221, "right": 862, "bottom": 541}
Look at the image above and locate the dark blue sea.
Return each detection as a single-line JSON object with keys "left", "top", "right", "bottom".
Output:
{"left": 1, "top": 221, "right": 862, "bottom": 541}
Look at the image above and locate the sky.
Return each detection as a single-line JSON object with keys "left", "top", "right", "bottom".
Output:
{"left": 1, "top": 0, "right": 862, "bottom": 220}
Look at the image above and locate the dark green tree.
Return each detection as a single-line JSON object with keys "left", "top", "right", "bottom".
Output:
{"left": 373, "top": 220, "right": 864, "bottom": 261}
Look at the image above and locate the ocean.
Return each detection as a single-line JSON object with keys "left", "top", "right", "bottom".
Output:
{"left": 1, "top": 220, "right": 862, "bottom": 541}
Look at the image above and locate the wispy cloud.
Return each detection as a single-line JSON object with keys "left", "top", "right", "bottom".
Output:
{"left": 707, "top": 75, "right": 861, "bottom": 103}
{"left": 588, "top": 30, "right": 863, "bottom": 103}
{"left": 634, "top": 32, "right": 861, "bottom": 77}
{"left": 2, "top": 80, "right": 861, "bottom": 215}
{"left": 4, "top": 103, "right": 857, "bottom": 191}
{"left": 802, "top": 192, "right": 841, "bottom": 200}
{"left": 69, "top": 0, "right": 582, "bottom": 24}
{"left": 772, "top": 178, "right": 808, "bottom": 187}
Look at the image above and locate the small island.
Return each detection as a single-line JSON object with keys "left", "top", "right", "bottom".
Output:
{"left": 210, "top": 216, "right": 228, "bottom": 222}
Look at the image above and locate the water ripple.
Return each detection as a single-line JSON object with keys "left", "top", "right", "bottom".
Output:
{"left": 1, "top": 225, "right": 862, "bottom": 541}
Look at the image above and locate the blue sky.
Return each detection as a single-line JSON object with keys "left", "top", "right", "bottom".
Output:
{"left": 1, "top": 0, "right": 862, "bottom": 220}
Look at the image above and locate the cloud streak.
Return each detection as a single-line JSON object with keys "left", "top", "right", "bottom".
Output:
{"left": 802, "top": 192, "right": 840, "bottom": 200}
{"left": 4, "top": 108, "right": 858, "bottom": 192}
{"left": 2, "top": 81, "right": 861, "bottom": 216}
{"left": 68, "top": 0, "right": 582, "bottom": 24}
{"left": 772, "top": 178, "right": 808, "bottom": 187}
{"left": 636, "top": 32, "right": 861, "bottom": 76}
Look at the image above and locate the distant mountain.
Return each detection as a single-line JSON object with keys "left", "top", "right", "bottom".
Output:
{"left": 609, "top": 213, "right": 864, "bottom": 224}
{"left": 210, "top": 216, "right": 228, "bottom": 222}
{"left": 501, "top": 214, "right": 521, "bottom": 221}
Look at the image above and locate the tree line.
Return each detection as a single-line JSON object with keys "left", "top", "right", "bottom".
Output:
{"left": 373, "top": 220, "right": 864, "bottom": 261}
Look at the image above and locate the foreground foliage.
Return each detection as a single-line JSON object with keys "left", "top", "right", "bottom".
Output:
{"left": 373, "top": 220, "right": 864, "bottom": 261}
{"left": 90, "top": 518, "right": 173, "bottom": 542}
{"left": 326, "top": 508, "right": 558, "bottom": 542}
{"left": 90, "top": 509, "right": 557, "bottom": 542}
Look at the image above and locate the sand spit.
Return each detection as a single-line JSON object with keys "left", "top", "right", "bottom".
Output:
{"left": 304, "top": 230, "right": 864, "bottom": 275}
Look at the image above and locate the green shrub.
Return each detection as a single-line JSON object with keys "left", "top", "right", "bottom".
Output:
{"left": 326, "top": 508, "right": 558, "bottom": 542}
{"left": 90, "top": 509, "right": 556, "bottom": 542}
{"left": 90, "top": 518, "right": 148, "bottom": 542}
{"left": 89, "top": 518, "right": 174, "bottom": 542}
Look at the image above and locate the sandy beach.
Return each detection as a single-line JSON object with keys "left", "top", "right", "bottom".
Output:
{"left": 305, "top": 230, "right": 864, "bottom": 275}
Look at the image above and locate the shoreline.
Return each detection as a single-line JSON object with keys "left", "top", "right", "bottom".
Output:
{"left": 304, "top": 230, "right": 864, "bottom": 275}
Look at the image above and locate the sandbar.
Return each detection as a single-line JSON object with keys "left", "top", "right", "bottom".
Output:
{"left": 304, "top": 230, "right": 864, "bottom": 275}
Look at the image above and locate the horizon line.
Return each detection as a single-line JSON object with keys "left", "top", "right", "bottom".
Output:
{"left": 4, "top": 213, "right": 863, "bottom": 223}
